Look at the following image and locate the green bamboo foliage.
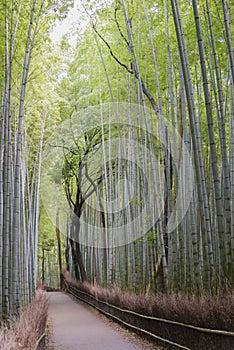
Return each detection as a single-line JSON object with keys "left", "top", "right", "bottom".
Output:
{"left": 205, "top": 0, "right": 231, "bottom": 237}
{"left": 0, "top": 0, "right": 47, "bottom": 320}
{"left": 40, "top": 0, "right": 234, "bottom": 296}
{"left": 192, "top": 0, "right": 225, "bottom": 284}
{"left": 222, "top": 0, "right": 234, "bottom": 84}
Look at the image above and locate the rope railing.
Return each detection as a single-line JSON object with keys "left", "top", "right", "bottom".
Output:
{"left": 64, "top": 280, "right": 234, "bottom": 350}
{"left": 66, "top": 282, "right": 234, "bottom": 337}
{"left": 65, "top": 282, "right": 191, "bottom": 350}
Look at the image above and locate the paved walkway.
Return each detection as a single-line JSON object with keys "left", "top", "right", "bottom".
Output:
{"left": 48, "top": 292, "right": 142, "bottom": 350}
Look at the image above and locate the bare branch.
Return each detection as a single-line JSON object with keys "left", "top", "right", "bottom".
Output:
{"left": 92, "top": 22, "right": 133, "bottom": 75}
{"left": 91, "top": 20, "right": 160, "bottom": 116}
{"left": 114, "top": 6, "right": 129, "bottom": 47}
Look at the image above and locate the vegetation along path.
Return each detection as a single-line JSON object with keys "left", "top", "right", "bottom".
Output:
{"left": 48, "top": 292, "right": 158, "bottom": 350}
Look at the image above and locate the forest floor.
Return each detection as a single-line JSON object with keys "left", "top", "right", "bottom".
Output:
{"left": 47, "top": 292, "right": 162, "bottom": 350}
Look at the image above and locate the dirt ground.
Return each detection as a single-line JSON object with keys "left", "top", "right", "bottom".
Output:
{"left": 47, "top": 292, "right": 163, "bottom": 350}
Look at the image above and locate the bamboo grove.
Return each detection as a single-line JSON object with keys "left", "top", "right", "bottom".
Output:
{"left": 0, "top": 0, "right": 72, "bottom": 320}
{"left": 0, "top": 0, "right": 234, "bottom": 322}
{"left": 41, "top": 0, "right": 234, "bottom": 296}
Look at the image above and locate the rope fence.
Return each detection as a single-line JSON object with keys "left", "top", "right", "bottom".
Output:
{"left": 64, "top": 280, "right": 234, "bottom": 350}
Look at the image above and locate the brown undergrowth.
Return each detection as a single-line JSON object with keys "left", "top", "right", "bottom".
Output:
{"left": 62, "top": 269, "right": 234, "bottom": 332}
{"left": 0, "top": 288, "right": 48, "bottom": 350}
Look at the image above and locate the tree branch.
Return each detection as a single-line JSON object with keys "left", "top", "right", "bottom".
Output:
{"left": 114, "top": 6, "right": 129, "bottom": 47}
{"left": 92, "top": 21, "right": 160, "bottom": 116}
{"left": 92, "top": 22, "right": 133, "bottom": 75}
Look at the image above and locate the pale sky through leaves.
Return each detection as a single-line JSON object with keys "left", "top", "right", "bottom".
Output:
{"left": 50, "top": 0, "right": 113, "bottom": 46}
{"left": 50, "top": 0, "right": 86, "bottom": 46}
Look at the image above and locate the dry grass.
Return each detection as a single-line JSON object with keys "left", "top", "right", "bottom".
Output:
{"left": 0, "top": 288, "right": 48, "bottom": 350}
{"left": 62, "top": 269, "right": 234, "bottom": 332}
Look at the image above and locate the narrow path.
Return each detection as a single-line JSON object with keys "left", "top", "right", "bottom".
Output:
{"left": 48, "top": 292, "right": 155, "bottom": 350}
